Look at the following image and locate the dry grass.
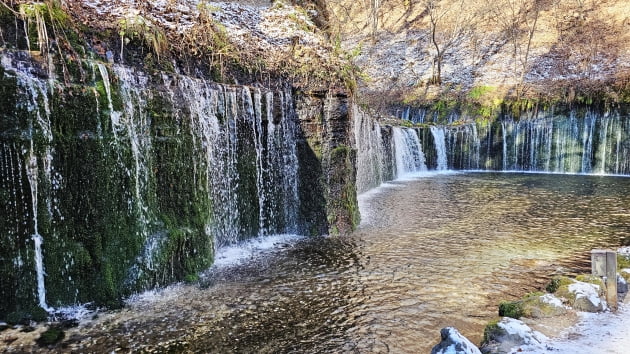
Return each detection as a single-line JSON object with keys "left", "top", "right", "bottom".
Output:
{"left": 324, "top": 0, "right": 630, "bottom": 102}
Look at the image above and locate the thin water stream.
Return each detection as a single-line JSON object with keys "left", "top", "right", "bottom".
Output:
{"left": 57, "top": 172, "right": 630, "bottom": 353}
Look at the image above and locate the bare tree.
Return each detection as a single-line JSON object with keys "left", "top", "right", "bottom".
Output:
{"left": 485, "top": 0, "right": 541, "bottom": 96}
{"left": 370, "top": 0, "right": 381, "bottom": 43}
{"left": 517, "top": 0, "right": 540, "bottom": 97}
{"left": 423, "top": 0, "right": 478, "bottom": 85}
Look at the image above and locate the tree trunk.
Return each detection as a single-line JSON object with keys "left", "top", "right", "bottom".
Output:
{"left": 430, "top": 19, "right": 442, "bottom": 85}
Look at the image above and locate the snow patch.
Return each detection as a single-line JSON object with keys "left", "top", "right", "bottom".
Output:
{"left": 618, "top": 247, "right": 630, "bottom": 257}
{"left": 80, "top": 0, "right": 326, "bottom": 65}
{"left": 540, "top": 294, "right": 564, "bottom": 308}
{"left": 499, "top": 317, "right": 548, "bottom": 344}
{"left": 517, "top": 302, "right": 630, "bottom": 353}
{"left": 432, "top": 327, "right": 482, "bottom": 354}
{"left": 568, "top": 281, "right": 605, "bottom": 310}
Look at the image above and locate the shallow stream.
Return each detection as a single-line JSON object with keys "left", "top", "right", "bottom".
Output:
{"left": 58, "top": 172, "right": 630, "bottom": 352}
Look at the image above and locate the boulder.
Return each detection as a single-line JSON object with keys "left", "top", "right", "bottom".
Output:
{"left": 568, "top": 281, "right": 606, "bottom": 312}
{"left": 619, "top": 273, "right": 629, "bottom": 293}
{"left": 526, "top": 294, "right": 567, "bottom": 318}
{"left": 481, "top": 317, "right": 547, "bottom": 354}
{"left": 431, "top": 327, "right": 482, "bottom": 354}
{"left": 552, "top": 277, "right": 607, "bottom": 312}
{"left": 499, "top": 293, "right": 566, "bottom": 319}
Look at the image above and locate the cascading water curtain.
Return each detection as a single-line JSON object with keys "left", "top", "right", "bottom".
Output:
{"left": 427, "top": 110, "right": 630, "bottom": 174}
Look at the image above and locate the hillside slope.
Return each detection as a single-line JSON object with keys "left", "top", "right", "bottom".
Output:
{"left": 319, "top": 0, "right": 630, "bottom": 104}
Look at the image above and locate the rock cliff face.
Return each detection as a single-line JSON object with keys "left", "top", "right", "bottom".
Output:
{"left": 0, "top": 1, "right": 360, "bottom": 319}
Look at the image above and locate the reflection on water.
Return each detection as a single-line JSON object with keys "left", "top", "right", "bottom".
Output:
{"left": 62, "top": 173, "right": 630, "bottom": 353}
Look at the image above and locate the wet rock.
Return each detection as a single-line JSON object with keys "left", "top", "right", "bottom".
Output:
{"left": 568, "top": 282, "right": 606, "bottom": 312}
{"left": 498, "top": 293, "right": 566, "bottom": 319}
{"left": 5, "top": 308, "right": 49, "bottom": 325}
{"left": 525, "top": 294, "right": 567, "bottom": 318}
{"left": 36, "top": 326, "right": 65, "bottom": 347}
{"left": 481, "top": 317, "right": 547, "bottom": 354}
{"left": 550, "top": 276, "right": 606, "bottom": 312}
{"left": 20, "top": 326, "right": 36, "bottom": 333}
{"left": 431, "top": 327, "right": 481, "bottom": 354}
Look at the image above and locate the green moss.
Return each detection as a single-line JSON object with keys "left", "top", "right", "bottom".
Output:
{"left": 94, "top": 79, "right": 107, "bottom": 99}
{"left": 431, "top": 99, "right": 458, "bottom": 123}
{"left": 521, "top": 292, "right": 567, "bottom": 318}
{"left": 36, "top": 326, "right": 65, "bottom": 346}
{"left": 18, "top": 2, "right": 76, "bottom": 52}
{"left": 482, "top": 319, "right": 501, "bottom": 345}
{"left": 5, "top": 307, "right": 48, "bottom": 325}
{"left": 618, "top": 254, "right": 630, "bottom": 270}
{"left": 498, "top": 301, "right": 523, "bottom": 319}
{"left": 306, "top": 137, "right": 323, "bottom": 160}
{"left": 0, "top": 68, "right": 18, "bottom": 126}
{"left": 184, "top": 273, "right": 199, "bottom": 284}
{"left": 468, "top": 85, "right": 496, "bottom": 100}
{"left": 546, "top": 275, "right": 574, "bottom": 293}
{"left": 523, "top": 291, "right": 545, "bottom": 298}
{"left": 326, "top": 145, "right": 360, "bottom": 235}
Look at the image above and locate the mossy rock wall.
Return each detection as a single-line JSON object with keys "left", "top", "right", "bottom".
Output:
{"left": 294, "top": 89, "right": 360, "bottom": 236}
{"left": 0, "top": 51, "right": 360, "bottom": 319}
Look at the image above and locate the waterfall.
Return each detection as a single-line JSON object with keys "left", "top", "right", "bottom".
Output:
{"left": 186, "top": 82, "right": 241, "bottom": 246}
{"left": 1, "top": 54, "right": 55, "bottom": 312}
{"left": 420, "top": 109, "right": 630, "bottom": 175}
{"left": 161, "top": 76, "right": 300, "bottom": 246}
{"left": 27, "top": 147, "right": 51, "bottom": 312}
{"left": 430, "top": 126, "right": 448, "bottom": 170}
{"left": 501, "top": 122, "right": 508, "bottom": 170}
{"left": 392, "top": 127, "right": 427, "bottom": 177}
{"left": 1, "top": 52, "right": 308, "bottom": 315}
{"left": 354, "top": 107, "right": 388, "bottom": 193}
{"left": 355, "top": 110, "right": 430, "bottom": 191}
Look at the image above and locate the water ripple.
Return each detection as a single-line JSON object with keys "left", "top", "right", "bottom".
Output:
{"left": 59, "top": 173, "right": 630, "bottom": 353}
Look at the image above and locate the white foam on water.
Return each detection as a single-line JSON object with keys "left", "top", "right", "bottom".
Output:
{"left": 211, "top": 234, "right": 303, "bottom": 268}
{"left": 52, "top": 304, "right": 99, "bottom": 322}
{"left": 124, "top": 283, "right": 188, "bottom": 307}
{"left": 396, "top": 170, "right": 459, "bottom": 180}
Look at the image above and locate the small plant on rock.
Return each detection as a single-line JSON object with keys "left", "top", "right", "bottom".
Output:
{"left": 118, "top": 13, "right": 167, "bottom": 62}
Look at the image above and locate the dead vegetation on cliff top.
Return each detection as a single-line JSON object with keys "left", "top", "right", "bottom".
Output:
{"left": 324, "top": 0, "right": 630, "bottom": 103}
{"left": 1, "top": 0, "right": 362, "bottom": 89}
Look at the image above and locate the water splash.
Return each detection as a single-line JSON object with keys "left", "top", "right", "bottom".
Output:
{"left": 392, "top": 127, "right": 427, "bottom": 177}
